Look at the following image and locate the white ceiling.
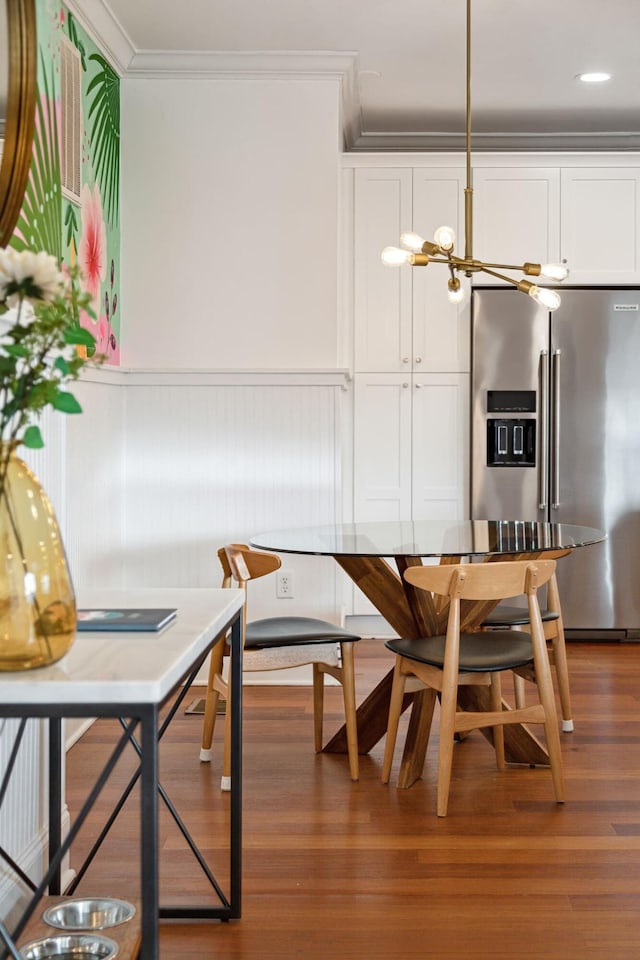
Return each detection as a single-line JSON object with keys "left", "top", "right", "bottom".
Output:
{"left": 98, "top": 0, "right": 640, "bottom": 150}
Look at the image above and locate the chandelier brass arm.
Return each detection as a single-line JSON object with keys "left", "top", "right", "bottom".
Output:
{"left": 381, "top": 0, "right": 568, "bottom": 310}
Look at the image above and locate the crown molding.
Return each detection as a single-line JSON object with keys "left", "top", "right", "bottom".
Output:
{"left": 349, "top": 129, "right": 640, "bottom": 153}
{"left": 64, "top": 0, "right": 137, "bottom": 74}
{"left": 125, "top": 49, "right": 357, "bottom": 79}
{"left": 65, "top": 6, "right": 364, "bottom": 143}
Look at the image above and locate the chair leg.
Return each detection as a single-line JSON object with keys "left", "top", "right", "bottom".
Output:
{"left": 436, "top": 672, "right": 459, "bottom": 818}
{"left": 547, "top": 572, "right": 573, "bottom": 731}
{"left": 549, "top": 625, "right": 573, "bottom": 731}
{"left": 513, "top": 672, "right": 526, "bottom": 710}
{"left": 531, "top": 636, "right": 566, "bottom": 804}
{"left": 489, "top": 673, "right": 505, "bottom": 770}
{"left": 200, "top": 638, "right": 225, "bottom": 762}
{"left": 339, "top": 642, "right": 359, "bottom": 781}
{"left": 381, "top": 658, "right": 407, "bottom": 784}
{"left": 312, "top": 663, "right": 324, "bottom": 754}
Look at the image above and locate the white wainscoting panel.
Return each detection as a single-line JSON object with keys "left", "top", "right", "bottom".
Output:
{"left": 123, "top": 378, "right": 348, "bottom": 624}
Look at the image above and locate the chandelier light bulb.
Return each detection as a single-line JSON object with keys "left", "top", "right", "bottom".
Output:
{"left": 447, "top": 278, "right": 466, "bottom": 305}
{"left": 434, "top": 226, "right": 455, "bottom": 251}
{"left": 400, "top": 232, "right": 426, "bottom": 252}
{"left": 539, "top": 263, "right": 570, "bottom": 282}
{"left": 528, "top": 285, "right": 562, "bottom": 312}
{"left": 381, "top": 246, "right": 413, "bottom": 267}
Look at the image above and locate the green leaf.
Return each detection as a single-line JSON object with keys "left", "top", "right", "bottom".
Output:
{"left": 64, "top": 327, "right": 97, "bottom": 348}
{"left": 54, "top": 356, "right": 71, "bottom": 376}
{"left": 3, "top": 344, "right": 29, "bottom": 358}
{"left": 53, "top": 392, "right": 83, "bottom": 414}
{"left": 23, "top": 425, "right": 44, "bottom": 449}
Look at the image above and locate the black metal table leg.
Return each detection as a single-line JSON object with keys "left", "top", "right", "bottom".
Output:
{"left": 140, "top": 704, "right": 160, "bottom": 960}
{"left": 48, "top": 718, "right": 63, "bottom": 895}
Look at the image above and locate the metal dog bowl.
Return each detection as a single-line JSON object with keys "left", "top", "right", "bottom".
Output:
{"left": 20, "top": 933, "right": 119, "bottom": 960}
{"left": 43, "top": 899, "right": 135, "bottom": 931}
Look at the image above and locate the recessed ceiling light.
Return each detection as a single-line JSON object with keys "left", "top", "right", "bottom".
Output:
{"left": 576, "top": 72, "right": 611, "bottom": 83}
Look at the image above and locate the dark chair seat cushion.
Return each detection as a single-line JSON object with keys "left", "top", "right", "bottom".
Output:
{"left": 385, "top": 631, "right": 534, "bottom": 673}
{"left": 246, "top": 617, "right": 361, "bottom": 650}
{"left": 482, "top": 603, "right": 559, "bottom": 627}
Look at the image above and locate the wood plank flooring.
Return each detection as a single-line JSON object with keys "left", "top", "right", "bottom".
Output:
{"left": 65, "top": 639, "right": 640, "bottom": 959}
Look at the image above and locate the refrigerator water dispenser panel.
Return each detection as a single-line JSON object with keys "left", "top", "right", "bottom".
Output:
{"left": 487, "top": 419, "right": 536, "bottom": 466}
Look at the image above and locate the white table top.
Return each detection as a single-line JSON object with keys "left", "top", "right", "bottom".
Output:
{"left": 0, "top": 588, "right": 244, "bottom": 707}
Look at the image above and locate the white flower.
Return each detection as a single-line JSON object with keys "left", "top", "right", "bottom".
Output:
{"left": 0, "top": 248, "right": 65, "bottom": 307}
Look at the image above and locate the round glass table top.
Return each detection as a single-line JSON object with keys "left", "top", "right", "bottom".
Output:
{"left": 251, "top": 520, "right": 606, "bottom": 559}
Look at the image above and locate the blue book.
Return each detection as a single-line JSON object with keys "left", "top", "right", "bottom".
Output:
{"left": 76, "top": 608, "right": 177, "bottom": 632}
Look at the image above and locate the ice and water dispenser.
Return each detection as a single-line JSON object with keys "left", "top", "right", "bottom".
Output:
{"left": 486, "top": 390, "right": 536, "bottom": 467}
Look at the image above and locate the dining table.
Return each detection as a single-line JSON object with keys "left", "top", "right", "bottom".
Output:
{"left": 251, "top": 519, "right": 606, "bottom": 788}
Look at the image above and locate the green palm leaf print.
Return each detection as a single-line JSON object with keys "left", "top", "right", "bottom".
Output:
{"left": 86, "top": 53, "right": 120, "bottom": 226}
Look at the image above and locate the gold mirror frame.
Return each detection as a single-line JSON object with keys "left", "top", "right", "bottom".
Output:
{"left": 0, "top": 0, "right": 37, "bottom": 247}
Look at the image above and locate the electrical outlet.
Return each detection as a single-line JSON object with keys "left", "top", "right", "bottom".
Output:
{"left": 276, "top": 569, "right": 294, "bottom": 598}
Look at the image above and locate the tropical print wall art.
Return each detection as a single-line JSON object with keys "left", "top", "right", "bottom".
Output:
{"left": 11, "top": 1, "right": 121, "bottom": 365}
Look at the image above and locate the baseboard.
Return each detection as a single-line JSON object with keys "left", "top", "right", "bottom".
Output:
{"left": 344, "top": 614, "right": 398, "bottom": 638}
{"left": 0, "top": 809, "right": 72, "bottom": 927}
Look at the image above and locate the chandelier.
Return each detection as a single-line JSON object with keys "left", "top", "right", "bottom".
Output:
{"left": 381, "top": 0, "right": 569, "bottom": 310}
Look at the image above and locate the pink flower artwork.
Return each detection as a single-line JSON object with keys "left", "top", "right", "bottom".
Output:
{"left": 96, "top": 312, "right": 120, "bottom": 363}
{"left": 78, "top": 183, "right": 107, "bottom": 316}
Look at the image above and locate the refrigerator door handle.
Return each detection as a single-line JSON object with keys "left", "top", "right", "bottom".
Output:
{"left": 538, "top": 350, "right": 549, "bottom": 509}
{"left": 552, "top": 348, "right": 561, "bottom": 509}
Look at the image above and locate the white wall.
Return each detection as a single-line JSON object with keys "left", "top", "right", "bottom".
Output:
{"left": 120, "top": 77, "right": 342, "bottom": 369}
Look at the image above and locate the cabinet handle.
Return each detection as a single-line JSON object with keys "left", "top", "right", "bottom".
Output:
{"left": 415, "top": 383, "right": 422, "bottom": 389}
{"left": 402, "top": 382, "right": 409, "bottom": 388}
{"left": 402, "top": 357, "right": 409, "bottom": 364}
{"left": 415, "top": 356, "right": 422, "bottom": 363}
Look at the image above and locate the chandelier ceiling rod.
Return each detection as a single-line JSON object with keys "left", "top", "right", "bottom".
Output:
{"left": 464, "top": 0, "right": 472, "bottom": 263}
{"left": 381, "top": 0, "right": 569, "bottom": 311}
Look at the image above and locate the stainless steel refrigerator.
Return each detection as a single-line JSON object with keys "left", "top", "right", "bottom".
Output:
{"left": 471, "top": 286, "right": 640, "bottom": 639}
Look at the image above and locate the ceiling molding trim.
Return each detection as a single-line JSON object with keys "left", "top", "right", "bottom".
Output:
{"left": 64, "top": 0, "right": 137, "bottom": 74}
{"left": 350, "top": 130, "right": 640, "bottom": 153}
{"left": 337, "top": 57, "right": 362, "bottom": 151}
{"left": 124, "top": 49, "right": 358, "bottom": 80}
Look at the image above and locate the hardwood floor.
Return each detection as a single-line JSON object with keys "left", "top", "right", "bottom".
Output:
{"left": 65, "top": 639, "right": 640, "bottom": 959}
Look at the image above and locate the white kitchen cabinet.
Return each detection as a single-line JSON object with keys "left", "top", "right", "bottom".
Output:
{"left": 354, "top": 168, "right": 413, "bottom": 373}
{"left": 353, "top": 372, "right": 468, "bottom": 524}
{"left": 471, "top": 168, "right": 561, "bottom": 285}
{"left": 352, "top": 371, "right": 469, "bottom": 614}
{"left": 471, "top": 164, "right": 640, "bottom": 286}
{"left": 560, "top": 168, "right": 640, "bottom": 283}
{"left": 354, "top": 167, "right": 469, "bottom": 374}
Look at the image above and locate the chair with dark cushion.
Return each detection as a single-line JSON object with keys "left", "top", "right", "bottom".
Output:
{"left": 200, "top": 543, "right": 361, "bottom": 789}
{"left": 381, "top": 559, "right": 565, "bottom": 817}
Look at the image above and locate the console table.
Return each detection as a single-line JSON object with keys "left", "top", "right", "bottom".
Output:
{"left": 0, "top": 587, "right": 244, "bottom": 960}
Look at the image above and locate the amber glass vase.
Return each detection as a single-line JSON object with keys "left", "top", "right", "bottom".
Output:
{"left": 0, "top": 445, "right": 76, "bottom": 670}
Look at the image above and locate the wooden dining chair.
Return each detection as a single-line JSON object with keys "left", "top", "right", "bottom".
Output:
{"left": 381, "top": 559, "right": 565, "bottom": 817}
{"left": 481, "top": 549, "right": 573, "bottom": 731}
{"left": 200, "top": 543, "right": 361, "bottom": 789}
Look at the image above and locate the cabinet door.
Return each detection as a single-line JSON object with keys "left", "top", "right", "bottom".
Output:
{"left": 354, "top": 169, "right": 413, "bottom": 372}
{"left": 412, "top": 168, "right": 470, "bottom": 373}
{"left": 412, "top": 373, "right": 469, "bottom": 525}
{"left": 353, "top": 373, "right": 412, "bottom": 521}
{"left": 472, "top": 168, "right": 561, "bottom": 286}
{"left": 561, "top": 168, "right": 640, "bottom": 283}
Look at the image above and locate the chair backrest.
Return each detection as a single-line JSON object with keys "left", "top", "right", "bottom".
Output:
{"left": 218, "top": 543, "right": 281, "bottom": 590}
{"left": 403, "top": 559, "right": 556, "bottom": 602}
